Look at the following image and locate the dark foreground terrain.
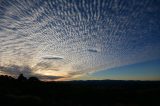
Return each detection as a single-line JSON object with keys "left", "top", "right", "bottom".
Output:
{"left": 0, "top": 75, "right": 160, "bottom": 106}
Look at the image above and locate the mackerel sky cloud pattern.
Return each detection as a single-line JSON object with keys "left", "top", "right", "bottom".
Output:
{"left": 0, "top": 0, "right": 160, "bottom": 80}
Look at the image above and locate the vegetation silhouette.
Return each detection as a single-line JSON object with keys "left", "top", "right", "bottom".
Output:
{"left": 17, "top": 74, "right": 27, "bottom": 81}
{"left": 0, "top": 74, "right": 160, "bottom": 106}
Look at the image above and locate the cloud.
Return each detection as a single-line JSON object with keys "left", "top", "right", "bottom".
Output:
{"left": 35, "top": 62, "right": 53, "bottom": 69}
{"left": 0, "top": 65, "right": 32, "bottom": 77}
{"left": 88, "top": 49, "right": 98, "bottom": 53}
{"left": 36, "top": 75, "right": 65, "bottom": 81}
{"left": 42, "top": 56, "right": 63, "bottom": 60}
{"left": 0, "top": 65, "right": 64, "bottom": 80}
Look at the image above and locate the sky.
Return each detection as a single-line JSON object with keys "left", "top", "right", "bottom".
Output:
{"left": 0, "top": 0, "right": 160, "bottom": 81}
{"left": 74, "top": 59, "right": 160, "bottom": 81}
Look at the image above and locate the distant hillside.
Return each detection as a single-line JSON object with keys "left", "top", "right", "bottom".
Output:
{"left": 0, "top": 74, "right": 160, "bottom": 106}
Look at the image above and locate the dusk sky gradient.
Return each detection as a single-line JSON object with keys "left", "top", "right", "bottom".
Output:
{"left": 0, "top": 0, "right": 160, "bottom": 81}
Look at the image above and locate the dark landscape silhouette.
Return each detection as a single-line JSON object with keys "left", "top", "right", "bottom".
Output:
{"left": 0, "top": 74, "right": 160, "bottom": 106}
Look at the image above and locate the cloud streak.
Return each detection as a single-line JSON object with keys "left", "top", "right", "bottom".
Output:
{"left": 43, "top": 56, "right": 63, "bottom": 60}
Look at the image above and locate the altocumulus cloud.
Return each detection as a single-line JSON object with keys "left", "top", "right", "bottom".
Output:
{"left": 0, "top": 0, "right": 160, "bottom": 80}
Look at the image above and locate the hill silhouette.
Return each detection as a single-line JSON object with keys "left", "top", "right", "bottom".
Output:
{"left": 0, "top": 74, "right": 160, "bottom": 106}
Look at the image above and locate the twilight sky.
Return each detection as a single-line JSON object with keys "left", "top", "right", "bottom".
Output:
{"left": 0, "top": 0, "right": 160, "bottom": 81}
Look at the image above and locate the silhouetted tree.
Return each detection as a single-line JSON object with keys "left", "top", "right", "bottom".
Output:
{"left": 17, "top": 74, "right": 27, "bottom": 81}
{"left": 28, "top": 77, "right": 40, "bottom": 82}
{"left": 0, "top": 75, "right": 15, "bottom": 81}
